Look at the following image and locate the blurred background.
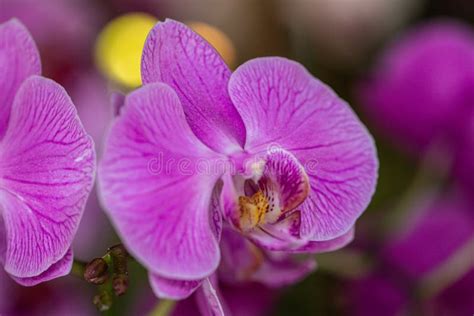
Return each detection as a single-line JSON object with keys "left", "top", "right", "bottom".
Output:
{"left": 0, "top": 0, "right": 473, "bottom": 315}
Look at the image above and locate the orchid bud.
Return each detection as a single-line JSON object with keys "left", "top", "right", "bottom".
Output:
{"left": 84, "top": 258, "right": 109, "bottom": 285}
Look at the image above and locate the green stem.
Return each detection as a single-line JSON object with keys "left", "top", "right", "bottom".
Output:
{"left": 418, "top": 237, "right": 474, "bottom": 299}
{"left": 316, "top": 249, "right": 374, "bottom": 279}
{"left": 148, "top": 299, "right": 176, "bottom": 316}
{"left": 381, "top": 140, "right": 451, "bottom": 236}
{"left": 71, "top": 260, "right": 86, "bottom": 279}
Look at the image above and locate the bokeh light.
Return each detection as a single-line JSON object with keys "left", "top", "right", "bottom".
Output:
{"left": 95, "top": 13, "right": 157, "bottom": 88}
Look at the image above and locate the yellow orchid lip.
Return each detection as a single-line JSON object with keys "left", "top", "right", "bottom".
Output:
{"left": 95, "top": 13, "right": 157, "bottom": 88}
{"left": 238, "top": 190, "right": 269, "bottom": 232}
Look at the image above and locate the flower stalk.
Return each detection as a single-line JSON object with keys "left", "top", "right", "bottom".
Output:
{"left": 148, "top": 299, "right": 176, "bottom": 316}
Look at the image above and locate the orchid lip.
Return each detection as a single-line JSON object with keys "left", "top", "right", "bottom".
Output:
{"left": 231, "top": 149, "right": 310, "bottom": 235}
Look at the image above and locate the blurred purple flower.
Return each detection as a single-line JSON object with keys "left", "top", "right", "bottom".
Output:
{"left": 345, "top": 194, "right": 474, "bottom": 315}
{"left": 453, "top": 114, "right": 474, "bottom": 199}
{"left": 358, "top": 19, "right": 474, "bottom": 197}
{"left": 359, "top": 20, "right": 474, "bottom": 150}
{"left": 345, "top": 273, "right": 407, "bottom": 316}
{"left": 0, "top": 20, "right": 95, "bottom": 286}
{"left": 98, "top": 19, "right": 377, "bottom": 313}
{"left": 67, "top": 71, "right": 115, "bottom": 260}
{"left": 0, "top": 0, "right": 101, "bottom": 71}
{"left": 0, "top": 269, "right": 97, "bottom": 315}
{"left": 357, "top": 19, "right": 474, "bottom": 154}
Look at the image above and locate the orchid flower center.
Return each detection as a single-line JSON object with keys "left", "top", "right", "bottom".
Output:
{"left": 231, "top": 149, "right": 310, "bottom": 234}
{"left": 238, "top": 190, "right": 268, "bottom": 231}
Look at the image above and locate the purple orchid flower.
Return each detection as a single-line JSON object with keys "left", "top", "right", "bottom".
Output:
{"left": 0, "top": 268, "right": 97, "bottom": 315}
{"left": 0, "top": 20, "right": 95, "bottom": 286}
{"left": 98, "top": 18, "right": 378, "bottom": 308}
{"left": 357, "top": 19, "right": 474, "bottom": 154}
{"left": 345, "top": 194, "right": 474, "bottom": 316}
{"left": 0, "top": 0, "right": 101, "bottom": 67}
{"left": 356, "top": 19, "right": 474, "bottom": 199}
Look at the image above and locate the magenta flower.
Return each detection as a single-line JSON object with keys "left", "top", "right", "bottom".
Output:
{"left": 345, "top": 194, "right": 474, "bottom": 315}
{"left": 0, "top": 20, "right": 95, "bottom": 286}
{"left": 0, "top": 0, "right": 101, "bottom": 66}
{"left": 0, "top": 269, "right": 96, "bottom": 315}
{"left": 357, "top": 19, "right": 474, "bottom": 153}
{"left": 98, "top": 19, "right": 377, "bottom": 306}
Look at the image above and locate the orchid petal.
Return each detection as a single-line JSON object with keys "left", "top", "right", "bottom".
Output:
{"left": 259, "top": 148, "right": 309, "bottom": 223}
{"left": 141, "top": 19, "right": 246, "bottom": 154}
{"left": 99, "top": 83, "right": 223, "bottom": 279}
{"left": 228, "top": 57, "right": 378, "bottom": 240}
{"left": 253, "top": 252, "right": 316, "bottom": 288}
{"left": 9, "top": 248, "right": 72, "bottom": 286}
{"left": 149, "top": 274, "right": 202, "bottom": 300}
{"left": 0, "top": 76, "right": 94, "bottom": 279}
{"left": 110, "top": 91, "right": 126, "bottom": 117}
{"left": 293, "top": 226, "right": 355, "bottom": 253}
{"left": 219, "top": 228, "right": 315, "bottom": 287}
{"left": 249, "top": 211, "right": 305, "bottom": 251}
{"left": 0, "top": 19, "right": 41, "bottom": 138}
{"left": 219, "top": 228, "right": 264, "bottom": 284}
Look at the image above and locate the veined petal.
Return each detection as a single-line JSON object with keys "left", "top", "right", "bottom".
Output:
{"left": 149, "top": 274, "right": 202, "bottom": 300}
{"left": 219, "top": 228, "right": 264, "bottom": 284}
{"left": 99, "top": 83, "right": 224, "bottom": 279}
{"left": 0, "top": 76, "right": 95, "bottom": 279}
{"left": 292, "top": 226, "right": 355, "bottom": 253}
{"left": 141, "top": 19, "right": 246, "bottom": 154}
{"left": 0, "top": 19, "right": 41, "bottom": 138}
{"left": 249, "top": 211, "right": 305, "bottom": 251}
{"left": 9, "top": 248, "right": 72, "bottom": 286}
{"left": 249, "top": 213, "right": 354, "bottom": 253}
{"left": 219, "top": 228, "right": 315, "bottom": 287}
{"left": 259, "top": 148, "right": 309, "bottom": 223}
{"left": 228, "top": 57, "right": 378, "bottom": 240}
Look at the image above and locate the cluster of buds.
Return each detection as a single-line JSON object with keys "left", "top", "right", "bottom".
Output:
{"left": 82, "top": 244, "right": 130, "bottom": 311}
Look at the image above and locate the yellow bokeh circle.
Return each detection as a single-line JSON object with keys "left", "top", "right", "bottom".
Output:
{"left": 95, "top": 13, "right": 157, "bottom": 88}
{"left": 95, "top": 16, "right": 237, "bottom": 88}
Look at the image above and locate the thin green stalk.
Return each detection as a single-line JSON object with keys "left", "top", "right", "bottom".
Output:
{"left": 71, "top": 260, "right": 86, "bottom": 279}
{"left": 381, "top": 140, "right": 451, "bottom": 236}
{"left": 148, "top": 299, "right": 176, "bottom": 316}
